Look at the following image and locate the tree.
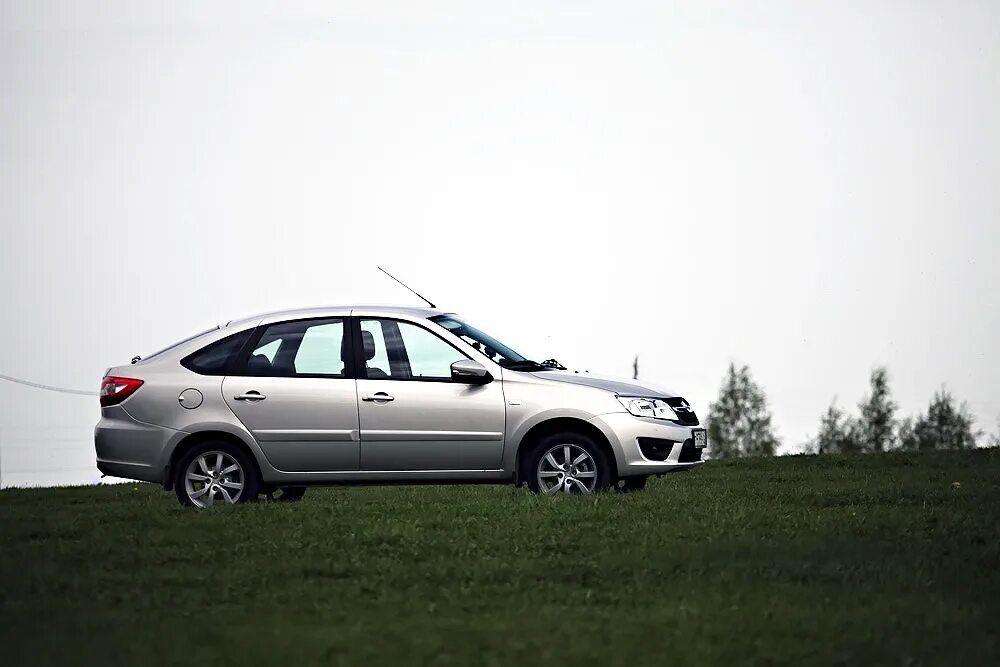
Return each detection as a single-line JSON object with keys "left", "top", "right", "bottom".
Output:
{"left": 899, "top": 389, "right": 979, "bottom": 450}
{"left": 989, "top": 417, "right": 1000, "bottom": 448}
{"left": 856, "top": 367, "right": 897, "bottom": 452}
{"left": 897, "top": 416, "right": 915, "bottom": 451}
{"left": 813, "top": 399, "right": 859, "bottom": 454}
{"left": 707, "top": 363, "right": 780, "bottom": 458}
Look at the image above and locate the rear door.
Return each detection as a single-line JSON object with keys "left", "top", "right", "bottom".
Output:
{"left": 223, "top": 317, "right": 360, "bottom": 472}
{"left": 355, "top": 318, "right": 505, "bottom": 471}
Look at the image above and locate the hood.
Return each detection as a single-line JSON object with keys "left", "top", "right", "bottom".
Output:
{"left": 530, "top": 370, "right": 676, "bottom": 398}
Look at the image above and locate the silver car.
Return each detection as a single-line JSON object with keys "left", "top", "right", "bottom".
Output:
{"left": 95, "top": 306, "right": 705, "bottom": 507}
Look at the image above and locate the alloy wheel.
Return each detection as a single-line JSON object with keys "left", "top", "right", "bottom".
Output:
{"left": 536, "top": 443, "right": 599, "bottom": 495}
{"left": 184, "top": 451, "right": 245, "bottom": 508}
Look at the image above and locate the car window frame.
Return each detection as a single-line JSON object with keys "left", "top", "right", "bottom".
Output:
{"left": 352, "top": 317, "right": 472, "bottom": 383}
{"left": 229, "top": 316, "right": 356, "bottom": 379}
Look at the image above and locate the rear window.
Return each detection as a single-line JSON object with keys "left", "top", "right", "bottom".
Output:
{"left": 181, "top": 329, "right": 254, "bottom": 375}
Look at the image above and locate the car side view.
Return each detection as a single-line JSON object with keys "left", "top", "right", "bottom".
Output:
{"left": 95, "top": 306, "right": 706, "bottom": 507}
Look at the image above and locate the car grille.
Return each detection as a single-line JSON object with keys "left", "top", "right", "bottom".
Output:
{"left": 666, "top": 397, "right": 699, "bottom": 426}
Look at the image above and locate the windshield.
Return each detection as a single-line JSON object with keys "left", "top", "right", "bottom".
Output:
{"left": 430, "top": 315, "right": 551, "bottom": 370}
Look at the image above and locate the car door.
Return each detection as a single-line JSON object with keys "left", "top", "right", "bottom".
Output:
{"left": 355, "top": 317, "right": 505, "bottom": 471}
{"left": 223, "top": 317, "right": 360, "bottom": 472}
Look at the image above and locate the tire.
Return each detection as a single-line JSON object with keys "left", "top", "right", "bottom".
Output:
{"left": 616, "top": 476, "right": 649, "bottom": 493}
{"left": 174, "top": 441, "right": 260, "bottom": 508}
{"left": 274, "top": 486, "right": 307, "bottom": 502}
{"left": 523, "top": 431, "right": 613, "bottom": 495}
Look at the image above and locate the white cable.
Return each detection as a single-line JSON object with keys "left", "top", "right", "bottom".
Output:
{"left": 0, "top": 373, "right": 97, "bottom": 396}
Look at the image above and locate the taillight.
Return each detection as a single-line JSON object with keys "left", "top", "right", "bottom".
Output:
{"left": 99, "top": 376, "right": 144, "bottom": 407}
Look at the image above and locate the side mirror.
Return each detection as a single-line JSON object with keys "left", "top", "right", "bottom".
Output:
{"left": 451, "top": 359, "right": 493, "bottom": 385}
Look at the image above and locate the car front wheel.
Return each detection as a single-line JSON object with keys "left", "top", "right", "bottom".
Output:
{"left": 524, "top": 432, "right": 613, "bottom": 495}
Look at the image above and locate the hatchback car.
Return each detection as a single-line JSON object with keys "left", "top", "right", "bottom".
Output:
{"left": 95, "top": 306, "right": 705, "bottom": 507}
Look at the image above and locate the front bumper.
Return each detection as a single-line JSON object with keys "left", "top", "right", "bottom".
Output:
{"left": 588, "top": 412, "right": 706, "bottom": 477}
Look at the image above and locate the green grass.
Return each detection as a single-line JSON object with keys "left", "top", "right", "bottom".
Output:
{"left": 2, "top": 449, "right": 999, "bottom": 666}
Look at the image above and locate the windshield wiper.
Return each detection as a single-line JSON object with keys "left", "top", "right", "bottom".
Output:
{"left": 502, "top": 359, "right": 565, "bottom": 372}
{"left": 502, "top": 360, "right": 548, "bottom": 371}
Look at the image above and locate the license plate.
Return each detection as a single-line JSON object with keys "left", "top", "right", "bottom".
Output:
{"left": 693, "top": 430, "right": 707, "bottom": 448}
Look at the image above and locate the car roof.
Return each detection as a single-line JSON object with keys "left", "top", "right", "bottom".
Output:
{"left": 225, "top": 304, "right": 449, "bottom": 328}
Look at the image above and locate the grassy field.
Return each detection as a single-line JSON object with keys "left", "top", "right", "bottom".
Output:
{"left": 1, "top": 449, "right": 998, "bottom": 666}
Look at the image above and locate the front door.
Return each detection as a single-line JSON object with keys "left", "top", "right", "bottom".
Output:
{"left": 355, "top": 318, "right": 505, "bottom": 471}
{"left": 223, "top": 317, "right": 360, "bottom": 472}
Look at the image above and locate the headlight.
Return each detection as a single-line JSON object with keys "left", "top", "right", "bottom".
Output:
{"left": 616, "top": 396, "right": 679, "bottom": 421}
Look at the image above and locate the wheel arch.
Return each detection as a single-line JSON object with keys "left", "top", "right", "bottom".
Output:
{"left": 513, "top": 416, "right": 618, "bottom": 486}
{"left": 164, "top": 430, "right": 262, "bottom": 491}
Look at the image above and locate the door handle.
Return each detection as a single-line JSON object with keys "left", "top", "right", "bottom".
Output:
{"left": 234, "top": 391, "right": 266, "bottom": 401}
{"left": 362, "top": 393, "right": 394, "bottom": 402}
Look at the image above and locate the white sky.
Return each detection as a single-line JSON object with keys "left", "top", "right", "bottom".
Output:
{"left": 2, "top": 1, "right": 999, "bottom": 484}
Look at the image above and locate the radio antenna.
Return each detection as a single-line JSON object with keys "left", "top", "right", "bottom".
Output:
{"left": 377, "top": 267, "right": 437, "bottom": 308}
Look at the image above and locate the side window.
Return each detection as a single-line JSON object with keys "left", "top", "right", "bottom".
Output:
{"left": 359, "top": 319, "right": 466, "bottom": 380}
{"left": 254, "top": 339, "right": 280, "bottom": 362}
{"left": 181, "top": 329, "right": 253, "bottom": 376}
{"left": 294, "top": 323, "right": 344, "bottom": 374}
{"left": 360, "top": 320, "right": 392, "bottom": 378}
{"left": 398, "top": 322, "right": 466, "bottom": 379}
{"left": 244, "top": 319, "right": 346, "bottom": 377}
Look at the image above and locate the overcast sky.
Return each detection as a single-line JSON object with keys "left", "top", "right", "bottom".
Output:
{"left": 2, "top": 1, "right": 998, "bottom": 484}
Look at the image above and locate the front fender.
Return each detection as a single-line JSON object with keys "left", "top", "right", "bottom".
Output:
{"left": 503, "top": 407, "right": 627, "bottom": 472}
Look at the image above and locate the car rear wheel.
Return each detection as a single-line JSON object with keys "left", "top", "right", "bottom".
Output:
{"left": 524, "top": 432, "right": 613, "bottom": 495}
{"left": 174, "top": 442, "right": 259, "bottom": 508}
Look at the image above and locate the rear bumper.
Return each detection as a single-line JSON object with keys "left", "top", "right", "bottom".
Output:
{"left": 94, "top": 405, "right": 179, "bottom": 484}
{"left": 588, "top": 412, "right": 706, "bottom": 477}
{"left": 95, "top": 459, "right": 162, "bottom": 483}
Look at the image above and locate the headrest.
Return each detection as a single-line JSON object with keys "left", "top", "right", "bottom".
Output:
{"left": 247, "top": 354, "right": 272, "bottom": 375}
{"left": 362, "top": 330, "right": 377, "bottom": 361}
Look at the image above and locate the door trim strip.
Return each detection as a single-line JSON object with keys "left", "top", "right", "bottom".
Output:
{"left": 253, "top": 429, "right": 359, "bottom": 442}
{"left": 360, "top": 430, "right": 503, "bottom": 442}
